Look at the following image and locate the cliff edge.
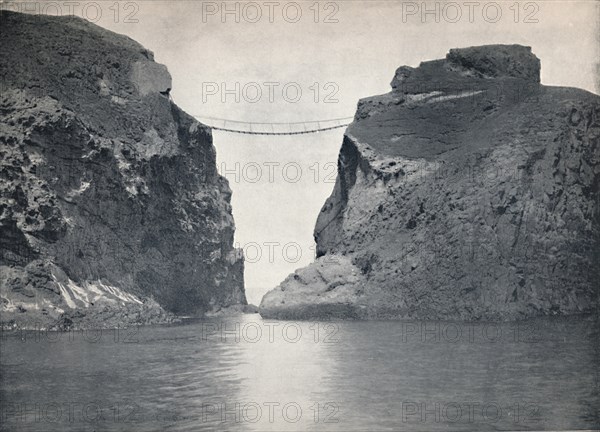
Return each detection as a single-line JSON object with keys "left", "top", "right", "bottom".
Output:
{"left": 0, "top": 12, "right": 246, "bottom": 329}
{"left": 260, "top": 45, "right": 599, "bottom": 320}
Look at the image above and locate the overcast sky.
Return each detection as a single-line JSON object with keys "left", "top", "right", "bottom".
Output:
{"left": 9, "top": 1, "right": 599, "bottom": 304}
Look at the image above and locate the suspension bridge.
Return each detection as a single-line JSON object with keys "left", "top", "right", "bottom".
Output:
{"left": 192, "top": 115, "right": 354, "bottom": 135}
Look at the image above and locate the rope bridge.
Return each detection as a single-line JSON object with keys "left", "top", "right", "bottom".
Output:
{"left": 193, "top": 115, "right": 354, "bottom": 135}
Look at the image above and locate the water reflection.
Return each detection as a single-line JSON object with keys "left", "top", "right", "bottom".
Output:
{"left": 223, "top": 317, "right": 335, "bottom": 431}
{"left": 1, "top": 315, "right": 598, "bottom": 431}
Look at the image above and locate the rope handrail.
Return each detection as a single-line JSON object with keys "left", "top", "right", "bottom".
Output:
{"left": 193, "top": 115, "right": 354, "bottom": 125}
{"left": 192, "top": 115, "right": 354, "bottom": 135}
{"left": 210, "top": 123, "right": 349, "bottom": 135}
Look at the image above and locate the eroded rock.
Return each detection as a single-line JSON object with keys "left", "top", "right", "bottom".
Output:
{"left": 261, "top": 44, "right": 600, "bottom": 321}
{"left": 260, "top": 256, "right": 366, "bottom": 319}
{"left": 0, "top": 12, "right": 246, "bottom": 329}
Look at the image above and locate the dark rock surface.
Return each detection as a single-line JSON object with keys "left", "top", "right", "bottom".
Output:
{"left": 261, "top": 45, "right": 600, "bottom": 320}
{"left": 0, "top": 12, "right": 246, "bottom": 329}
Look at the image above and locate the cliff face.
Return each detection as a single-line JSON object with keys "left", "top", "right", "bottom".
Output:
{"left": 261, "top": 45, "right": 600, "bottom": 320}
{"left": 0, "top": 12, "right": 246, "bottom": 328}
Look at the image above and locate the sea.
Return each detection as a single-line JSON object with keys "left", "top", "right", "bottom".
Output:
{"left": 1, "top": 314, "right": 598, "bottom": 431}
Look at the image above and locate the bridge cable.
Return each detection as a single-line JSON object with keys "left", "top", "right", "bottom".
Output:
{"left": 192, "top": 115, "right": 354, "bottom": 136}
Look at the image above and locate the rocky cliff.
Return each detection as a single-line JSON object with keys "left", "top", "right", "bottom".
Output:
{"left": 0, "top": 12, "right": 246, "bottom": 329}
{"left": 260, "top": 45, "right": 600, "bottom": 320}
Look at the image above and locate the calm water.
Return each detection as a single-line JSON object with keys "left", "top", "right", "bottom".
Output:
{"left": 1, "top": 315, "right": 598, "bottom": 431}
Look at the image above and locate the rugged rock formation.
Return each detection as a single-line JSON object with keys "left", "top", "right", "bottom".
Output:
{"left": 0, "top": 12, "right": 246, "bottom": 329}
{"left": 261, "top": 45, "right": 600, "bottom": 320}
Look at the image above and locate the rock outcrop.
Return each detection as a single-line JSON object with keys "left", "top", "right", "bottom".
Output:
{"left": 261, "top": 45, "right": 600, "bottom": 320}
{"left": 0, "top": 12, "right": 246, "bottom": 329}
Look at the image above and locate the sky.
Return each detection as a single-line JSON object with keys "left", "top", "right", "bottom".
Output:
{"left": 6, "top": 1, "right": 599, "bottom": 305}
